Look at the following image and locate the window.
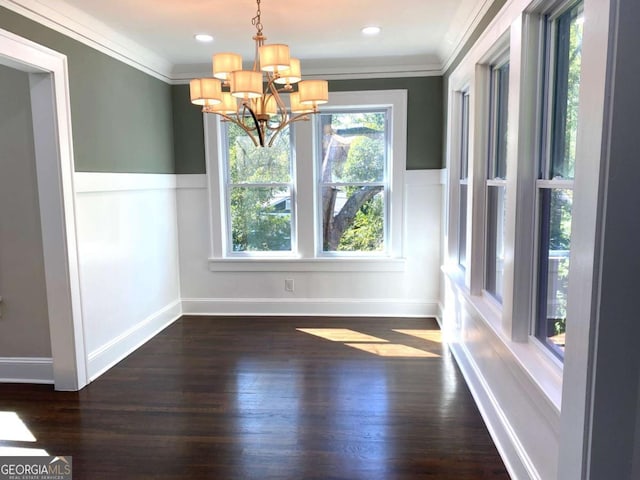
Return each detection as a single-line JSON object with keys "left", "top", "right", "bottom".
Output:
{"left": 535, "top": 1, "right": 583, "bottom": 356}
{"left": 222, "top": 122, "right": 295, "bottom": 254}
{"left": 485, "top": 61, "right": 509, "bottom": 302}
{"left": 316, "top": 110, "right": 388, "bottom": 254}
{"left": 458, "top": 92, "right": 470, "bottom": 269}
{"left": 208, "top": 89, "right": 407, "bottom": 268}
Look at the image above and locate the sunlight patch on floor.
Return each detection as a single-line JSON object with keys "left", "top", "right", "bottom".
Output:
{"left": 0, "top": 412, "right": 37, "bottom": 442}
{"left": 297, "top": 328, "right": 388, "bottom": 343}
{"left": 0, "top": 446, "right": 49, "bottom": 456}
{"left": 393, "top": 329, "right": 443, "bottom": 343}
{"left": 345, "top": 343, "right": 440, "bottom": 358}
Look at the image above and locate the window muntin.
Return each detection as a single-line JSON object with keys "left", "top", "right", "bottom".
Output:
{"left": 458, "top": 92, "right": 470, "bottom": 269}
{"left": 485, "top": 62, "right": 510, "bottom": 302}
{"left": 223, "top": 122, "right": 295, "bottom": 253}
{"left": 535, "top": 1, "right": 583, "bottom": 357}
{"left": 316, "top": 110, "right": 389, "bottom": 254}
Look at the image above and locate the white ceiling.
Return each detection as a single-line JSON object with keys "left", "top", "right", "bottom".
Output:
{"left": 11, "top": 0, "right": 492, "bottom": 78}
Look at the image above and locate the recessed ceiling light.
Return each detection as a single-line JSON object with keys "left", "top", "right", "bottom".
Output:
{"left": 361, "top": 26, "right": 381, "bottom": 36}
{"left": 194, "top": 33, "right": 214, "bottom": 43}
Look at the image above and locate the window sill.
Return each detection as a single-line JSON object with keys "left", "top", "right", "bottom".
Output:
{"left": 208, "top": 257, "right": 406, "bottom": 272}
{"left": 443, "top": 265, "right": 563, "bottom": 414}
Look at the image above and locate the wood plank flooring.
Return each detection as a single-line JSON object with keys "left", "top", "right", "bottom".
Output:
{"left": 0, "top": 316, "right": 510, "bottom": 479}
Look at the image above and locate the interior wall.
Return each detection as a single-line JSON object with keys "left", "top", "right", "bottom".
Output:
{"left": 176, "top": 171, "right": 443, "bottom": 316}
{"left": 74, "top": 173, "right": 182, "bottom": 380}
{"left": 0, "top": 64, "right": 51, "bottom": 357}
{"left": 0, "top": 6, "right": 174, "bottom": 174}
{"left": 172, "top": 76, "right": 444, "bottom": 173}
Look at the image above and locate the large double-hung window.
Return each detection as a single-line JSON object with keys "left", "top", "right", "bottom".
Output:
{"left": 458, "top": 92, "right": 470, "bottom": 269}
{"left": 317, "top": 110, "right": 388, "bottom": 254}
{"left": 208, "top": 90, "right": 406, "bottom": 264}
{"left": 485, "top": 61, "right": 509, "bottom": 302}
{"left": 535, "top": 1, "right": 583, "bottom": 356}
{"left": 222, "top": 123, "right": 295, "bottom": 254}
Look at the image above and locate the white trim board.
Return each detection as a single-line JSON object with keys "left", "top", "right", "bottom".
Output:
{"left": 181, "top": 298, "right": 438, "bottom": 318}
{"left": 87, "top": 300, "right": 182, "bottom": 381}
{"left": 74, "top": 172, "right": 177, "bottom": 193}
{"left": 1, "top": 26, "right": 88, "bottom": 391}
{"left": 0, "top": 357, "right": 54, "bottom": 384}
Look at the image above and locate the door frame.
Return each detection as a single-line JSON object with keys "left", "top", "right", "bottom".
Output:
{"left": 0, "top": 28, "right": 87, "bottom": 390}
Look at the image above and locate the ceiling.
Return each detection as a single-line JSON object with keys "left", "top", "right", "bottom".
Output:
{"left": 16, "top": 0, "right": 492, "bottom": 78}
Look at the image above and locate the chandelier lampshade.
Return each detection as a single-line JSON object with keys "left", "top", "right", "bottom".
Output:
{"left": 289, "top": 91, "right": 313, "bottom": 113}
{"left": 274, "top": 58, "right": 302, "bottom": 85}
{"left": 230, "top": 70, "right": 263, "bottom": 99}
{"left": 190, "top": 78, "right": 222, "bottom": 105}
{"left": 188, "top": 0, "right": 329, "bottom": 147}
{"left": 298, "top": 80, "right": 329, "bottom": 105}
{"left": 212, "top": 53, "right": 243, "bottom": 80}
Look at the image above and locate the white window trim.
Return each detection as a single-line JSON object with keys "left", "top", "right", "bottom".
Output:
{"left": 444, "top": 3, "right": 565, "bottom": 409}
{"left": 204, "top": 89, "right": 407, "bottom": 272}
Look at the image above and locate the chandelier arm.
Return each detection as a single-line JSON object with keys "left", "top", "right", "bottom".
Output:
{"left": 242, "top": 102, "right": 265, "bottom": 147}
{"left": 223, "top": 113, "right": 261, "bottom": 147}
{"left": 266, "top": 113, "right": 310, "bottom": 147}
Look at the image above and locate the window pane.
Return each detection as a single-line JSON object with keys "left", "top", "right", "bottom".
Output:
{"left": 227, "top": 123, "right": 292, "bottom": 184}
{"left": 318, "top": 110, "right": 389, "bottom": 254}
{"left": 536, "top": 188, "right": 573, "bottom": 354}
{"left": 486, "top": 185, "right": 506, "bottom": 301}
{"left": 319, "top": 112, "right": 385, "bottom": 183}
{"left": 460, "top": 93, "right": 470, "bottom": 180}
{"left": 550, "top": 4, "right": 583, "bottom": 180}
{"left": 230, "top": 186, "right": 292, "bottom": 252}
{"left": 494, "top": 64, "right": 510, "bottom": 180}
{"left": 321, "top": 186, "right": 384, "bottom": 252}
{"left": 458, "top": 184, "right": 467, "bottom": 268}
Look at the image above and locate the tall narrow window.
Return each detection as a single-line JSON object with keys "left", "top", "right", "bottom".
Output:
{"left": 458, "top": 92, "right": 470, "bottom": 269}
{"left": 223, "top": 123, "right": 295, "bottom": 253}
{"left": 316, "top": 110, "right": 389, "bottom": 254}
{"left": 485, "top": 62, "right": 510, "bottom": 302}
{"left": 535, "top": 2, "right": 583, "bottom": 356}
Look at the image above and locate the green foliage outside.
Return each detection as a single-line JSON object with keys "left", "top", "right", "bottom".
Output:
{"left": 337, "top": 134, "right": 385, "bottom": 251}
{"left": 548, "top": 10, "right": 582, "bottom": 340}
{"left": 227, "top": 124, "right": 292, "bottom": 252}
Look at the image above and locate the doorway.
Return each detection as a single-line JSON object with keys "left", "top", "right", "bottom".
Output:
{"left": 0, "top": 28, "right": 86, "bottom": 390}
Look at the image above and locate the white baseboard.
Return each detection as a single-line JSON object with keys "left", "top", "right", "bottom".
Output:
{"left": 87, "top": 300, "right": 182, "bottom": 381}
{"left": 0, "top": 357, "right": 54, "bottom": 384}
{"left": 447, "top": 340, "right": 538, "bottom": 480}
{"left": 181, "top": 298, "right": 438, "bottom": 317}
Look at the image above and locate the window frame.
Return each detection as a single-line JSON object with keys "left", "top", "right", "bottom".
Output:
{"left": 532, "top": 0, "right": 584, "bottom": 358}
{"left": 314, "top": 107, "right": 391, "bottom": 257}
{"left": 484, "top": 59, "right": 510, "bottom": 304}
{"left": 220, "top": 122, "right": 297, "bottom": 257}
{"left": 204, "top": 89, "right": 407, "bottom": 272}
{"left": 457, "top": 91, "right": 470, "bottom": 270}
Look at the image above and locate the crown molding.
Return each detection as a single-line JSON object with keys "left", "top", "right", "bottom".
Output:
{"left": 170, "top": 60, "right": 443, "bottom": 85}
{"left": 441, "top": 0, "right": 500, "bottom": 74}
{"left": 0, "top": 0, "right": 174, "bottom": 82}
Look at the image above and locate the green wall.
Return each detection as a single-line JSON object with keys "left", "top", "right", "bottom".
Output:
{"left": 0, "top": 7, "right": 174, "bottom": 173}
{"left": 172, "top": 76, "right": 443, "bottom": 173}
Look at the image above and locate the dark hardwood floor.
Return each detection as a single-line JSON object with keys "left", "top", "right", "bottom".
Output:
{"left": 0, "top": 316, "right": 510, "bottom": 479}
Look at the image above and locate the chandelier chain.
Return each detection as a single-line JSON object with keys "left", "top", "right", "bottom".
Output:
{"left": 252, "top": 0, "right": 263, "bottom": 35}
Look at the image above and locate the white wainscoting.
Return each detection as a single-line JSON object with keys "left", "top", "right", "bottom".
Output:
{"left": 74, "top": 172, "right": 182, "bottom": 381}
{"left": 176, "top": 169, "right": 443, "bottom": 317}
{"left": 440, "top": 276, "right": 561, "bottom": 480}
{"left": 0, "top": 357, "right": 53, "bottom": 384}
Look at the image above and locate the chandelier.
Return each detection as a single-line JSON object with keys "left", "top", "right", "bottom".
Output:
{"left": 189, "top": 0, "right": 329, "bottom": 147}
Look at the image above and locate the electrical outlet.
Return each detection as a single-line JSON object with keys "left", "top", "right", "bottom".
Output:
{"left": 284, "top": 279, "right": 294, "bottom": 292}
